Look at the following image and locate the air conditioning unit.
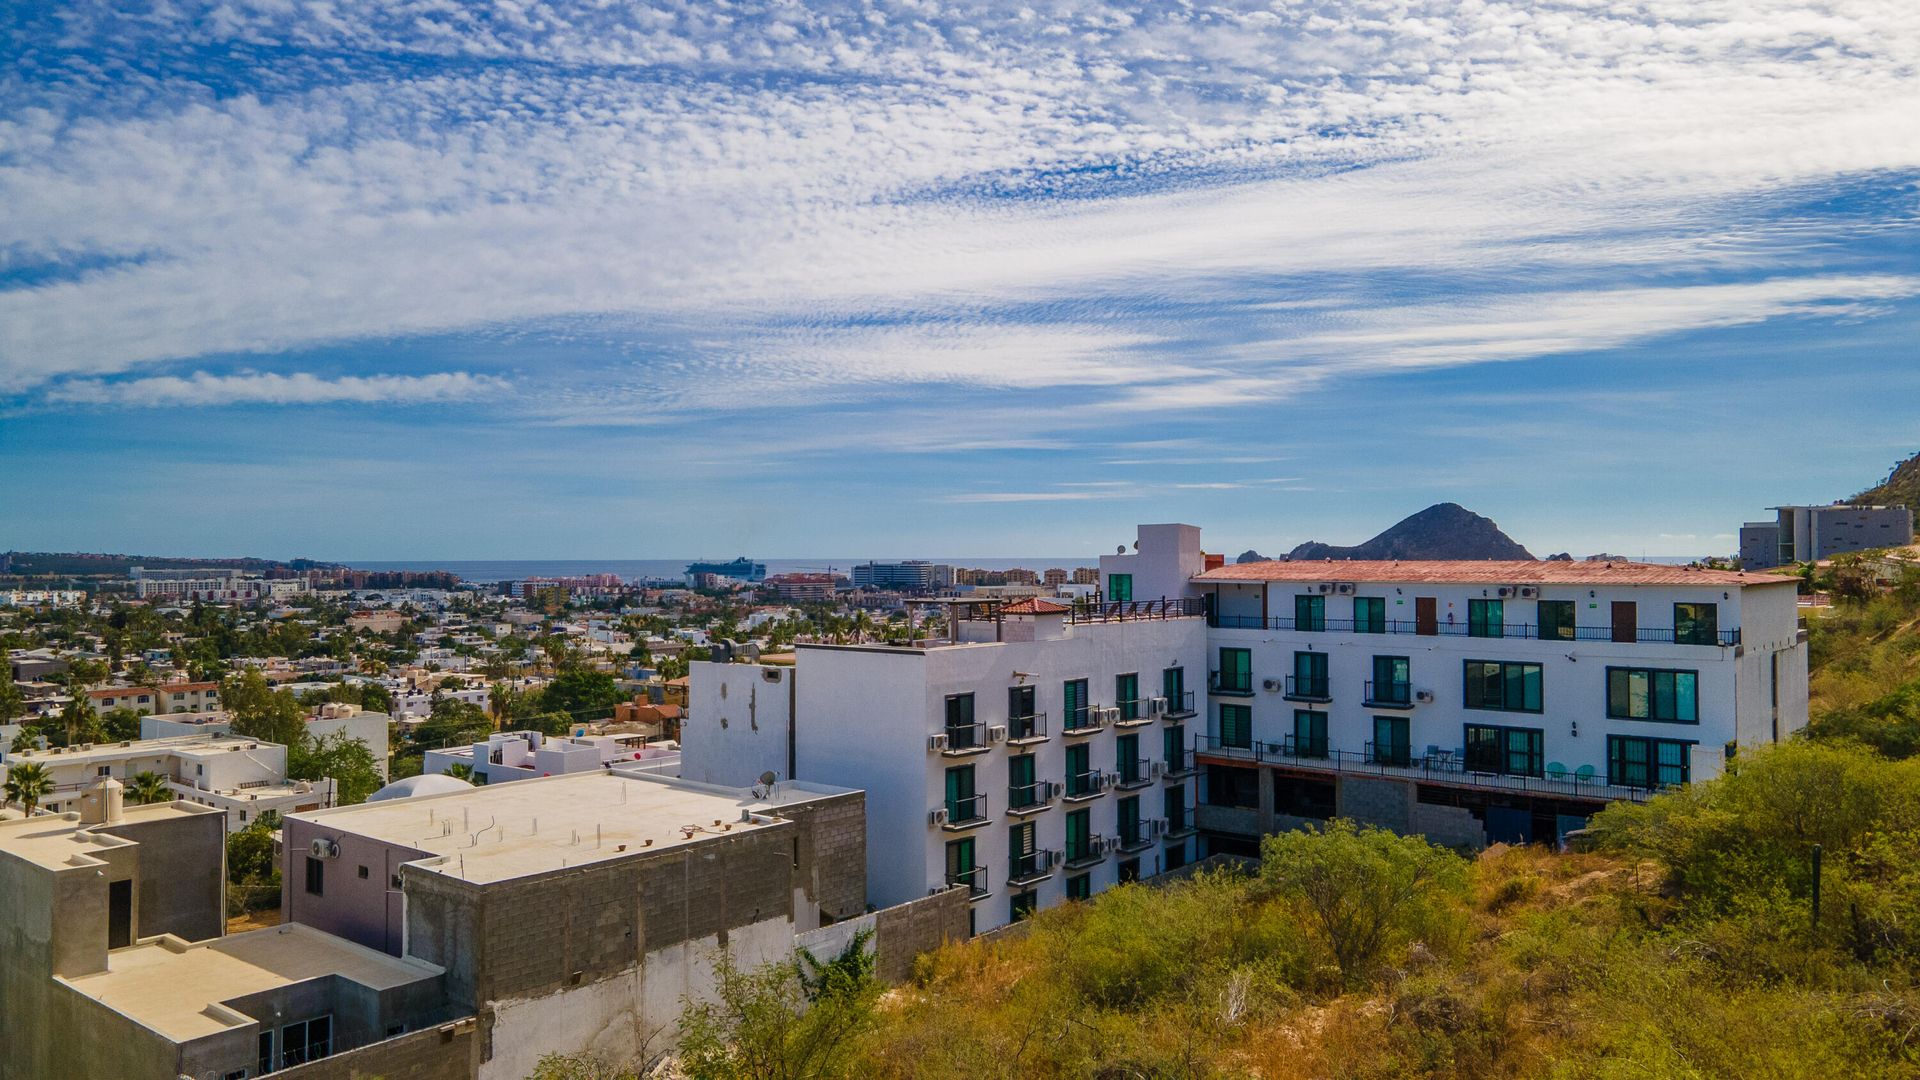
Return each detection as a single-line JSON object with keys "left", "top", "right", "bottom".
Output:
{"left": 1095, "top": 706, "right": 1120, "bottom": 725}
{"left": 1099, "top": 836, "right": 1122, "bottom": 854}
{"left": 1043, "top": 780, "right": 1061, "bottom": 803}
{"left": 1414, "top": 690, "right": 1434, "bottom": 704}
{"left": 1150, "top": 760, "right": 1166, "bottom": 779}
{"left": 1496, "top": 586, "right": 1515, "bottom": 599}
{"left": 1517, "top": 586, "right": 1540, "bottom": 599}
{"left": 1261, "top": 678, "right": 1283, "bottom": 692}
{"left": 928, "top": 807, "right": 949, "bottom": 827}
{"left": 1147, "top": 696, "right": 1168, "bottom": 715}
{"left": 308, "top": 838, "right": 339, "bottom": 860}
{"left": 1149, "top": 818, "right": 1167, "bottom": 838}
{"left": 987, "top": 725, "right": 1008, "bottom": 743}
{"left": 927, "top": 733, "right": 949, "bottom": 752}
{"left": 1042, "top": 849, "right": 1061, "bottom": 870}
{"left": 1316, "top": 583, "right": 1335, "bottom": 594}
{"left": 1335, "top": 583, "right": 1356, "bottom": 595}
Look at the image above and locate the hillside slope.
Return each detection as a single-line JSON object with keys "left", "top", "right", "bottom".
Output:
{"left": 1287, "top": 503, "right": 1534, "bottom": 561}
{"left": 1856, "top": 449, "right": 1920, "bottom": 508}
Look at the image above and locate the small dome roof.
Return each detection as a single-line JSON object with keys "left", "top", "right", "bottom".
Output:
{"left": 366, "top": 773, "right": 473, "bottom": 803}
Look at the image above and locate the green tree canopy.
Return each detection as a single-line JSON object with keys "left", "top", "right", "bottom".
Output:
{"left": 223, "top": 668, "right": 308, "bottom": 748}
{"left": 291, "top": 730, "right": 384, "bottom": 805}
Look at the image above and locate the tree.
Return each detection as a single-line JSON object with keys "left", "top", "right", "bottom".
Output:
{"left": 540, "top": 670, "right": 624, "bottom": 723}
{"left": 226, "top": 817, "right": 281, "bottom": 915}
{"left": 127, "top": 770, "right": 172, "bottom": 805}
{"left": 0, "top": 679, "right": 24, "bottom": 725}
{"left": 4, "top": 761, "right": 52, "bottom": 815}
{"left": 444, "top": 762, "right": 475, "bottom": 782}
{"left": 526, "top": 1053, "right": 640, "bottom": 1080}
{"left": 290, "top": 730, "right": 384, "bottom": 806}
{"left": 101, "top": 706, "right": 144, "bottom": 742}
{"left": 223, "top": 668, "right": 308, "bottom": 748}
{"left": 1259, "top": 819, "right": 1467, "bottom": 986}
{"left": 677, "top": 938, "right": 882, "bottom": 1080}
{"left": 56, "top": 695, "right": 103, "bottom": 748}
{"left": 413, "top": 698, "right": 494, "bottom": 750}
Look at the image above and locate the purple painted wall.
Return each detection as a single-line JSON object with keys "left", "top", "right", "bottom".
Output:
{"left": 283, "top": 815, "right": 430, "bottom": 956}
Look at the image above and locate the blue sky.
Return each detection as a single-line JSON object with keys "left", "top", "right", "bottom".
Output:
{"left": 4, "top": 1, "right": 1918, "bottom": 562}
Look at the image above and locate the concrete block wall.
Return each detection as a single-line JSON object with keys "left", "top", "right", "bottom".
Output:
{"left": 766, "top": 791, "right": 867, "bottom": 923}
{"left": 1336, "top": 775, "right": 1413, "bottom": 833}
{"left": 272, "top": 1020, "right": 481, "bottom": 1080}
{"left": 872, "top": 887, "right": 970, "bottom": 984}
{"left": 1410, "top": 802, "right": 1487, "bottom": 849}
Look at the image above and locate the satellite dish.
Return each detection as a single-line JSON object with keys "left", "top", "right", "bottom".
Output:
{"left": 1116, "top": 545, "right": 1126, "bottom": 555}
{"left": 758, "top": 771, "right": 778, "bottom": 787}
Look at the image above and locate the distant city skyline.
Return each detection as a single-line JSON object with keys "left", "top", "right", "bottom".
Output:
{"left": 5, "top": 2, "right": 1917, "bottom": 560}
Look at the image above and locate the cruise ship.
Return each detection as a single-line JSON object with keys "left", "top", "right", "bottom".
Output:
{"left": 684, "top": 557, "right": 767, "bottom": 582}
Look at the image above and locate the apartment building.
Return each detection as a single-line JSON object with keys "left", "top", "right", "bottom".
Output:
{"left": 688, "top": 587, "right": 1211, "bottom": 934}
{"left": 1739, "top": 503, "right": 1913, "bottom": 568}
{"left": 1, "top": 734, "right": 335, "bottom": 830}
{"left": 143, "top": 701, "right": 393, "bottom": 781}
{"left": 130, "top": 568, "right": 306, "bottom": 603}
{"left": 421, "top": 729, "right": 680, "bottom": 783}
{"left": 1182, "top": 550, "right": 1808, "bottom": 848}
{"left": 88, "top": 680, "right": 221, "bottom": 717}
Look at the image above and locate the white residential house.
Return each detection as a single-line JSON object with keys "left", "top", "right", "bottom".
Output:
{"left": 1, "top": 734, "right": 335, "bottom": 830}
{"left": 143, "top": 702, "right": 393, "bottom": 781}
{"left": 423, "top": 730, "right": 680, "bottom": 784}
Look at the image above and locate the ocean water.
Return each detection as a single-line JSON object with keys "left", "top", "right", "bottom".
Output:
{"left": 347, "top": 557, "right": 1100, "bottom": 585}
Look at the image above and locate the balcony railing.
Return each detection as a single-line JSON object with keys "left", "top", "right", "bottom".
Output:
{"left": 1115, "top": 698, "right": 1152, "bottom": 726}
{"left": 939, "top": 720, "right": 990, "bottom": 754}
{"left": 1064, "top": 837, "right": 1108, "bottom": 869}
{"left": 1362, "top": 680, "right": 1413, "bottom": 709}
{"left": 1114, "top": 757, "right": 1153, "bottom": 790}
{"left": 1007, "top": 780, "right": 1053, "bottom": 814}
{"left": 1210, "top": 615, "right": 1740, "bottom": 647}
{"left": 1163, "top": 690, "right": 1197, "bottom": 717}
{"left": 1209, "top": 671, "right": 1253, "bottom": 696}
{"left": 1008, "top": 850, "right": 1058, "bottom": 886}
{"left": 1062, "top": 707, "right": 1103, "bottom": 735}
{"left": 1064, "top": 769, "right": 1107, "bottom": 800}
{"left": 1070, "top": 597, "right": 1206, "bottom": 624}
{"left": 1007, "top": 711, "right": 1048, "bottom": 743}
{"left": 1284, "top": 675, "right": 1330, "bottom": 702}
{"left": 1164, "top": 747, "right": 1197, "bottom": 777}
{"left": 943, "top": 793, "right": 991, "bottom": 829}
{"left": 1165, "top": 801, "right": 1198, "bottom": 837}
{"left": 946, "top": 866, "right": 989, "bottom": 899}
{"left": 1193, "top": 735, "right": 1663, "bottom": 803}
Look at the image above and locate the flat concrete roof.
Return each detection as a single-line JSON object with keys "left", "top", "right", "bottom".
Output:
{"left": 61, "top": 923, "right": 443, "bottom": 1042}
{"left": 292, "top": 772, "right": 848, "bottom": 886}
{"left": 0, "top": 803, "right": 219, "bottom": 870}
{"left": 5, "top": 732, "right": 283, "bottom": 767}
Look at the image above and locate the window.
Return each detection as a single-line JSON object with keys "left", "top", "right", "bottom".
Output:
{"left": 1370, "top": 655, "right": 1410, "bottom": 704}
{"left": 1216, "top": 648, "right": 1251, "bottom": 694}
{"left": 357, "top": 865, "right": 369, "bottom": 880}
{"left": 945, "top": 693, "right": 978, "bottom": 747}
{"left": 1294, "top": 710, "right": 1327, "bottom": 758}
{"left": 1468, "top": 599, "right": 1504, "bottom": 638}
{"left": 1116, "top": 732, "right": 1142, "bottom": 783}
{"left": 1463, "top": 723, "right": 1544, "bottom": 777}
{"left": 1373, "top": 716, "right": 1410, "bottom": 766}
{"left": 945, "top": 765, "right": 980, "bottom": 821}
{"left": 1606, "top": 667, "right": 1699, "bottom": 723}
{"left": 1165, "top": 784, "right": 1190, "bottom": 833}
{"left": 1539, "top": 599, "right": 1576, "bottom": 641}
{"left": 97, "top": 765, "right": 111, "bottom": 777}
{"left": 1162, "top": 666, "right": 1186, "bottom": 710}
{"left": 1163, "top": 724, "right": 1186, "bottom": 771}
{"left": 1674, "top": 603, "right": 1719, "bottom": 646}
{"left": 1007, "top": 685, "right": 1039, "bottom": 740}
{"left": 1116, "top": 673, "right": 1140, "bottom": 720}
{"left": 1108, "top": 574, "right": 1133, "bottom": 603}
{"left": 1010, "top": 891, "right": 1037, "bottom": 922}
{"left": 1354, "top": 596, "right": 1386, "bottom": 634}
{"left": 1066, "top": 874, "right": 1092, "bottom": 900}
{"left": 1119, "top": 858, "right": 1142, "bottom": 882}
{"left": 1291, "top": 651, "right": 1328, "bottom": 699}
{"left": 1295, "top": 594, "right": 1326, "bottom": 632}
{"left": 1219, "top": 703, "right": 1251, "bottom": 750}
{"left": 1009, "top": 820, "right": 1036, "bottom": 876}
{"left": 258, "top": 1031, "right": 274, "bottom": 1076}
{"left": 1207, "top": 764, "right": 1259, "bottom": 808}
{"left": 1608, "top": 735, "right": 1692, "bottom": 789}
{"left": 1009, "top": 754, "right": 1038, "bottom": 808}
{"left": 1064, "top": 678, "right": 1091, "bottom": 729}
{"left": 1119, "top": 795, "right": 1142, "bottom": 846}
{"left": 1463, "top": 660, "right": 1543, "bottom": 713}
{"left": 304, "top": 856, "right": 325, "bottom": 897}
{"left": 945, "top": 837, "right": 977, "bottom": 892}
{"left": 1066, "top": 808, "right": 1092, "bottom": 862}
{"left": 1065, "top": 743, "right": 1093, "bottom": 795}
{"left": 280, "top": 1016, "right": 332, "bottom": 1067}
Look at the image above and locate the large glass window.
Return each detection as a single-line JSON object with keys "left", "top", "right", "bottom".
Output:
{"left": 945, "top": 765, "right": 980, "bottom": 821}
{"left": 1219, "top": 703, "right": 1251, "bottom": 749}
{"left": 1464, "top": 660, "right": 1543, "bottom": 713}
{"left": 1162, "top": 666, "right": 1185, "bottom": 708}
{"left": 280, "top": 1016, "right": 332, "bottom": 1068}
{"left": 1607, "top": 668, "right": 1699, "bottom": 723}
{"left": 1463, "top": 723, "right": 1544, "bottom": 777}
{"left": 1216, "top": 648, "right": 1251, "bottom": 694}
{"left": 1293, "top": 710, "right": 1327, "bottom": 758}
{"left": 1608, "top": 735, "right": 1692, "bottom": 789}
{"left": 1064, "top": 678, "right": 1091, "bottom": 729}
{"left": 1066, "top": 808, "right": 1092, "bottom": 862}
{"left": 1108, "top": 574, "right": 1133, "bottom": 603}
{"left": 1372, "top": 716, "right": 1411, "bottom": 766}
{"left": 1116, "top": 673, "right": 1140, "bottom": 720}
{"left": 1370, "top": 655, "right": 1410, "bottom": 704}
{"left": 1539, "top": 599, "right": 1576, "bottom": 641}
{"left": 1295, "top": 593, "right": 1326, "bottom": 632}
{"left": 1065, "top": 743, "right": 1094, "bottom": 795}
{"left": 1468, "top": 598, "right": 1504, "bottom": 638}
{"left": 1291, "top": 651, "right": 1329, "bottom": 699}
{"left": 945, "top": 693, "right": 978, "bottom": 748}
{"left": 1674, "top": 603, "right": 1719, "bottom": 646}
{"left": 1008, "top": 754, "right": 1039, "bottom": 809}
{"left": 1355, "top": 596, "right": 1386, "bottom": 634}
{"left": 1007, "top": 685, "right": 1039, "bottom": 740}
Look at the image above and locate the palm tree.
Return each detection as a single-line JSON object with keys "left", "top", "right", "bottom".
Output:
{"left": 127, "top": 771, "right": 172, "bottom": 806}
{"left": 444, "top": 763, "right": 474, "bottom": 782}
{"left": 4, "top": 761, "right": 52, "bottom": 816}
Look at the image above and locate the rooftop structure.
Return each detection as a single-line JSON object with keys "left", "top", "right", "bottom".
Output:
{"left": 3, "top": 733, "right": 333, "bottom": 829}
{"left": 1739, "top": 503, "right": 1913, "bottom": 569}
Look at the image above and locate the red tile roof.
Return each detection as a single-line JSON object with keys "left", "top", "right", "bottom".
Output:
{"left": 1000, "top": 597, "right": 1071, "bottom": 614}
{"left": 1194, "top": 560, "right": 1791, "bottom": 588}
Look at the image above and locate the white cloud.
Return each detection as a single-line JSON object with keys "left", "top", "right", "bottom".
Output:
{"left": 44, "top": 370, "right": 509, "bottom": 407}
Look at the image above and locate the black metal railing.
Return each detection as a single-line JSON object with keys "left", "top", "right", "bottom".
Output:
{"left": 1209, "top": 670, "right": 1253, "bottom": 695}
{"left": 1209, "top": 615, "right": 1740, "bottom": 646}
{"left": 1009, "top": 851, "right": 1056, "bottom": 884}
{"left": 1118, "top": 819, "right": 1149, "bottom": 850}
{"left": 1115, "top": 757, "right": 1153, "bottom": 789}
{"left": 1363, "top": 680, "right": 1413, "bottom": 708}
{"left": 946, "top": 866, "right": 989, "bottom": 899}
{"left": 1165, "top": 800, "right": 1197, "bottom": 835}
{"left": 1071, "top": 597, "right": 1206, "bottom": 624}
{"left": 1065, "top": 837, "right": 1107, "bottom": 868}
{"left": 945, "top": 793, "right": 990, "bottom": 826}
{"left": 1164, "top": 747, "right": 1196, "bottom": 775}
{"left": 1163, "top": 690, "right": 1197, "bottom": 716}
{"left": 1064, "top": 769, "right": 1106, "bottom": 799}
{"left": 1008, "top": 711, "right": 1048, "bottom": 742}
{"left": 1115, "top": 698, "right": 1149, "bottom": 724}
{"left": 1063, "top": 706, "right": 1099, "bottom": 733}
{"left": 1192, "top": 735, "right": 1662, "bottom": 802}
{"left": 1007, "top": 781, "right": 1050, "bottom": 812}
{"left": 1284, "top": 675, "right": 1330, "bottom": 701}
{"left": 942, "top": 720, "right": 988, "bottom": 751}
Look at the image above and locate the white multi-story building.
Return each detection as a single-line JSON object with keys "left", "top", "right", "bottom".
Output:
{"left": 423, "top": 729, "right": 680, "bottom": 783}
{"left": 690, "top": 593, "right": 1209, "bottom": 934}
{"left": 1, "top": 734, "right": 335, "bottom": 829}
{"left": 142, "top": 701, "right": 393, "bottom": 780}
{"left": 130, "top": 567, "right": 306, "bottom": 602}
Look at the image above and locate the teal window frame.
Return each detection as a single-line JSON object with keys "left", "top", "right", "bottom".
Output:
{"left": 1608, "top": 735, "right": 1692, "bottom": 789}
{"left": 1606, "top": 667, "right": 1699, "bottom": 724}
{"left": 1065, "top": 808, "right": 1092, "bottom": 862}
{"left": 1293, "top": 710, "right": 1327, "bottom": 758}
{"left": 1108, "top": 574, "right": 1133, "bottom": 602}
{"left": 1372, "top": 716, "right": 1411, "bottom": 766}
{"left": 944, "top": 764, "right": 979, "bottom": 820}
{"left": 1355, "top": 596, "right": 1386, "bottom": 634}
{"left": 1292, "top": 651, "right": 1328, "bottom": 698}
{"left": 1463, "top": 660, "right": 1544, "bottom": 713}
{"left": 1065, "top": 743, "right": 1093, "bottom": 795}
{"left": 1370, "top": 655, "right": 1411, "bottom": 703}
{"left": 1116, "top": 672, "right": 1140, "bottom": 720}
{"left": 1463, "top": 723, "right": 1544, "bottom": 777}
{"left": 1295, "top": 593, "right": 1326, "bottom": 632}
{"left": 1116, "top": 732, "right": 1142, "bottom": 782}
{"left": 1538, "top": 599, "right": 1576, "bottom": 641}
{"left": 1468, "top": 598, "right": 1504, "bottom": 638}
{"left": 1674, "top": 603, "right": 1719, "bottom": 646}
{"left": 1064, "top": 678, "right": 1091, "bottom": 729}
{"left": 1008, "top": 754, "right": 1038, "bottom": 808}
{"left": 1219, "top": 703, "right": 1251, "bottom": 749}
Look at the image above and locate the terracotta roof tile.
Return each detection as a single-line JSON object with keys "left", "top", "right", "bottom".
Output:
{"left": 1000, "top": 597, "right": 1070, "bottom": 614}
{"left": 1194, "top": 559, "right": 1789, "bottom": 588}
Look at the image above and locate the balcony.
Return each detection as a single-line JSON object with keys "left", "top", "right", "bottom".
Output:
{"left": 1069, "top": 597, "right": 1206, "bottom": 624}
{"left": 1113, "top": 757, "right": 1154, "bottom": 790}
{"left": 1063, "top": 769, "right": 1108, "bottom": 802}
{"left": 1113, "top": 699, "right": 1154, "bottom": 728}
{"left": 1008, "top": 850, "right": 1059, "bottom": 887}
{"left": 931, "top": 721, "right": 991, "bottom": 756}
{"left": 1006, "top": 780, "right": 1056, "bottom": 816}
{"left": 1117, "top": 819, "right": 1161, "bottom": 853}
{"left": 1209, "top": 671, "right": 1253, "bottom": 697}
{"left": 1064, "top": 837, "right": 1109, "bottom": 870}
{"left": 936, "top": 793, "right": 991, "bottom": 831}
{"left": 1283, "top": 675, "right": 1331, "bottom": 703}
{"left": 1063, "top": 707, "right": 1109, "bottom": 736}
{"left": 1209, "top": 614, "right": 1741, "bottom": 648}
{"left": 1006, "top": 711, "right": 1049, "bottom": 745}
{"left": 1192, "top": 735, "right": 1664, "bottom": 804}
{"left": 1163, "top": 747, "right": 1198, "bottom": 778}
{"left": 1163, "top": 690, "right": 1197, "bottom": 718}
{"left": 946, "top": 866, "right": 990, "bottom": 900}
{"left": 1164, "top": 803, "right": 1198, "bottom": 839}
{"left": 1362, "top": 680, "right": 1414, "bottom": 710}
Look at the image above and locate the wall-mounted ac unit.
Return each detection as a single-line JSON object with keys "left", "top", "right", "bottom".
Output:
{"left": 1261, "top": 678, "right": 1283, "bottom": 692}
{"left": 1517, "top": 586, "right": 1540, "bottom": 599}
{"left": 1496, "top": 586, "right": 1515, "bottom": 598}
{"left": 1414, "top": 690, "right": 1434, "bottom": 704}
{"left": 1043, "top": 781, "right": 1061, "bottom": 803}
{"left": 308, "top": 838, "right": 339, "bottom": 860}
{"left": 987, "top": 725, "right": 1008, "bottom": 742}
{"left": 928, "top": 807, "right": 949, "bottom": 827}
{"left": 1316, "top": 583, "right": 1335, "bottom": 594}
{"left": 1150, "top": 760, "right": 1166, "bottom": 779}
{"left": 1147, "top": 696, "right": 1168, "bottom": 714}
{"left": 927, "top": 733, "right": 949, "bottom": 752}
{"left": 1042, "top": 849, "right": 1061, "bottom": 870}
{"left": 1335, "top": 583, "right": 1356, "bottom": 595}
{"left": 1095, "top": 706, "right": 1120, "bottom": 725}
{"left": 1149, "top": 818, "right": 1168, "bottom": 838}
